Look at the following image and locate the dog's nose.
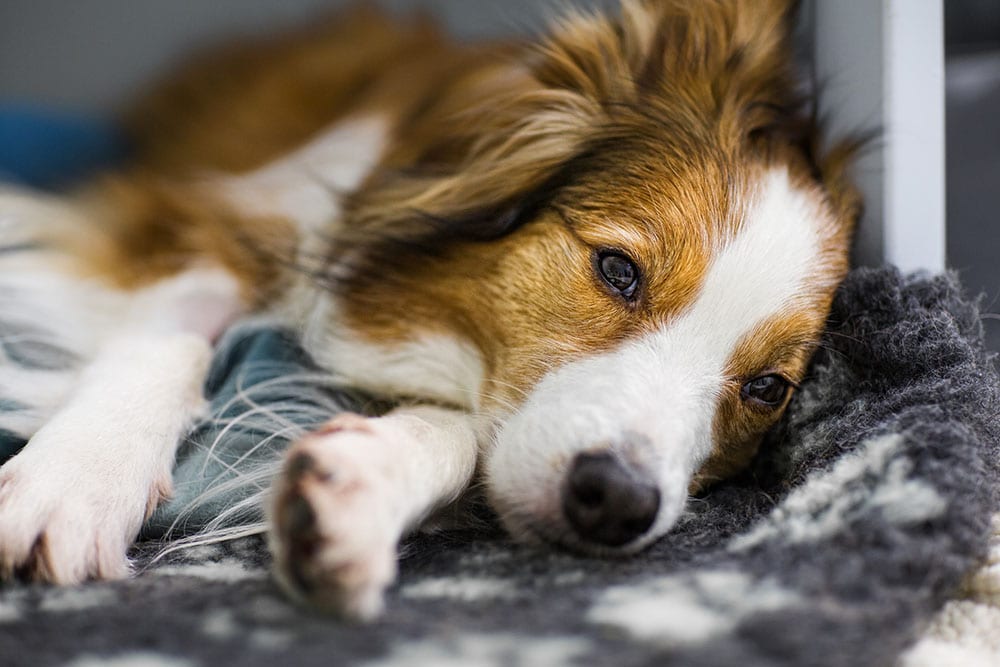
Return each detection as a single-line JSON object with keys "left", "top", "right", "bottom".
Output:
{"left": 562, "top": 451, "right": 660, "bottom": 547}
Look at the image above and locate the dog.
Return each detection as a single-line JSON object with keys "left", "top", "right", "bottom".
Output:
{"left": 0, "top": 0, "right": 860, "bottom": 619}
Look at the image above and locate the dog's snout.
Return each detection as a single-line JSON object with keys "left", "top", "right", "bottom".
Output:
{"left": 562, "top": 451, "right": 660, "bottom": 547}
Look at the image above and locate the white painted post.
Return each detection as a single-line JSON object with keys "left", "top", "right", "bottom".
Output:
{"left": 811, "top": 0, "right": 945, "bottom": 272}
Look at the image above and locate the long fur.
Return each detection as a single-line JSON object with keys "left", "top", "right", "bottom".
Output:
{"left": 0, "top": 0, "right": 861, "bottom": 618}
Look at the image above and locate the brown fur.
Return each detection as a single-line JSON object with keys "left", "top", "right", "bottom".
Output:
{"left": 76, "top": 0, "right": 859, "bottom": 490}
{"left": 73, "top": 174, "right": 295, "bottom": 306}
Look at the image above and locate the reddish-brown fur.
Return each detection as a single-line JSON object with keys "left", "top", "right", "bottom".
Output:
{"left": 71, "top": 0, "right": 859, "bottom": 490}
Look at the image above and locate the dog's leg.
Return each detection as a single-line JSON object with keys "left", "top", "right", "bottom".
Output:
{"left": 0, "top": 332, "right": 210, "bottom": 582}
{"left": 268, "top": 406, "right": 479, "bottom": 620}
{"left": 0, "top": 267, "right": 241, "bottom": 583}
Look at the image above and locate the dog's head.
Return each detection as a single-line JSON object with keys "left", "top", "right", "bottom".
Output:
{"left": 332, "top": 0, "right": 860, "bottom": 553}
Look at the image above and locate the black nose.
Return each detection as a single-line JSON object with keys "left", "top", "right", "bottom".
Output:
{"left": 562, "top": 451, "right": 660, "bottom": 547}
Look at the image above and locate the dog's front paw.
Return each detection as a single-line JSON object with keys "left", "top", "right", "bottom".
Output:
{"left": 0, "top": 448, "right": 169, "bottom": 584}
{"left": 268, "top": 414, "right": 403, "bottom": 621}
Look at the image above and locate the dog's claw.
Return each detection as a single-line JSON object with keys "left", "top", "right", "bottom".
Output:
{"left": 0, "top": 461, "right": 137, "bottom": 584}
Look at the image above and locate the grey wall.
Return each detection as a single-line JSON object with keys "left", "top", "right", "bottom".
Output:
{"left": 0, "top": 0, "right": 612, "bottom": 115}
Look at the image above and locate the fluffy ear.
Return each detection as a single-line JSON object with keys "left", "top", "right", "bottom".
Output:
{"left": 535, "top": 0, "right": 801, "bottom": 105}
{"left": 343, "top": 86, "right": 599, "bottom": 244}
{"left": 525, "top": 0, "right": 825, "bottom": 177}
{"left": 331, "top": 56, "right": 606, "bottom": 289}
{"left": 330, "top": 0, "right": 818, "bottom": 290}
{"left": 340, "top": 1, "right": 802, "bottom": 229}
{"left": 574, "top": 0, "right": 860, "bottom": 217}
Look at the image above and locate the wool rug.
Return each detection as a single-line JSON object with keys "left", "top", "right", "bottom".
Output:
{"left": 1, "top": 266, "right": 998, "bottom": 667}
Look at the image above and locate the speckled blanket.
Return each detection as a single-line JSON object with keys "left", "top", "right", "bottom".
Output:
{"left": 1, "top": 267, "right": 998, "bottom": 667}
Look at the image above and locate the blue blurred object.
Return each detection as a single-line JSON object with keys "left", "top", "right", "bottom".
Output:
{"left": 0, "top": 104, "right": 128, "bottom": 189}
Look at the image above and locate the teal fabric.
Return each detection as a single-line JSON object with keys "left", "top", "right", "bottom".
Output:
{"left": 0, "top": 324, "right": 376, "bottom": 538}
{"left": 144, "top": 324, "right": 378, "bottom": 538}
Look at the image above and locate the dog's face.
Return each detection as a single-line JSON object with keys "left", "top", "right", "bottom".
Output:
{"left": 482, "top": 154, "right": 852, "bottom": 553}
{"left": 331, "top": 0, "right": 859, "bottom": 553}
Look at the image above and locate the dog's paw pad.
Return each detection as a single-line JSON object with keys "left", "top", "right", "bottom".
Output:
{"left": 284, "top": 451, "right": 335, "bottom": 485}
{"left": 269, "top": 426, "right": 399, "bottom": 621}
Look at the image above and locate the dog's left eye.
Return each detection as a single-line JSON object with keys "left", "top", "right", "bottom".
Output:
{"left": 597, "top": 252, "right": 639, "bottom": 299}
{"left": 740, "top": 374, "right": 790, "bottom": 407}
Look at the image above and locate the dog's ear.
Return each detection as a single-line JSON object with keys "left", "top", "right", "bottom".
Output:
{"left": 328, "top": 0, "right": 829, "bottom": 291}
{"left": 343, "top": 82, "right": 599, "bottom": 242}
{"left": 529, "top": 0, "right": 828, "bottom": 174}
{"left": 330, "top": 54, "right": 606, "bottom": 289}
{"left": 339, "top": 1, "right": 803, "bottom": 236}
{"left": 535, "top": 0, "right": 801, "bottom": 104}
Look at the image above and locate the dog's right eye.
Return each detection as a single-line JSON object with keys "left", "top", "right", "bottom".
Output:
{"left": 597, "top": 252, "right": 639, "bottom": 299}
{"left": 740, "top": 374, "right": 791, "bottom": 407}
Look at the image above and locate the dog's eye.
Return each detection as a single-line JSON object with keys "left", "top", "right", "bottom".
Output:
{"left": 597, "top": 252, "right": 639, "bottom": 299}
{"left": 740, "top": 374, "right": 790, "bottom": 407}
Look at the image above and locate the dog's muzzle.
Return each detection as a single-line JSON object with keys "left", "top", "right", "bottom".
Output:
{"left": 561, "top": 451, "right": 660, "bottom": 547}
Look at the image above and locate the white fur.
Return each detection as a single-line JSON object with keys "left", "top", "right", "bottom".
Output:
{"left": 222, "top": 112, "right": 490, "bottom": 411}
{"left": 0, "top": 331, "right": 212, "bottom": 582}
{"left": 268, "top": 405, "right": 479, "bottom": 620}
{"left": 0, "top": 192, "right": 125, "bottom": 439}
{"left": 220, "top": 114, "right": 389, "bottom": 234}
{"left": 0, "top": 255, "right": 126, "bottom": 363}
{"left": 222, "top": 113, "right": 390, "bottom": 333}
{"left": 0, "top": 186, "right": 90, "bottom": 252}
{"left": 214, "top": 113, "right": 486, "bottom": 411}
{"left": 218, "top": 114, "right": 489, "bottom": 410}
{"left": 118, "top": 266, "right": 243, "bottom": 341}
{"left": 0, "top": 185, "right": 244, "bottom": 438}
{"left": 485, "top": 167, "right": 831, "bottom": 548}
{"left": 0, "top": 264, "right": 244, "bottom": 582}
{"left": 308, "top": 330, "right": 487, "bottom": 409}
{"left": 0, "top": 367, "right": 76, "bottom": 439}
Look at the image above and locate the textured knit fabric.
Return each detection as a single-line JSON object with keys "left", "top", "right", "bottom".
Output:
{"left": 0, "top": 267, "right": 997, "bottom": 667}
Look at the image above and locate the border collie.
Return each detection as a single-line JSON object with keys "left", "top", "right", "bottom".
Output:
{"left": 0, "top": 0, "right": 859, "bottom": 619}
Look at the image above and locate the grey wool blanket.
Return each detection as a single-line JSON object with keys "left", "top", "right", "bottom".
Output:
{"left": 1, "top": 266, "right": 998, "bottom": 667}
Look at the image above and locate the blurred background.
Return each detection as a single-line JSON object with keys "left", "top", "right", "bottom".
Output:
{"left": 945, "top": 1, "right": 1000, "bottom": 352}
{"left": 1, "top": 0, "right": 998, "bottom": 350}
